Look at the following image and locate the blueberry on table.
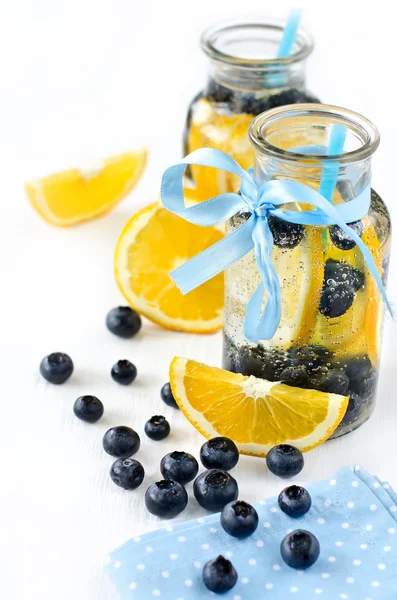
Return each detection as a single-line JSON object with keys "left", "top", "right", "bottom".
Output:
{"left": 110, "top": 458, "right": 145, "bottom": 490}
{"left": 106, "top": 306, "right": 141, "bottom": 338}
{"left": 73, "top": 395, "right": 104, "bottom": 423}
{"left": 203, "top": 555, "right": 238, "bottom": 593}
{"left": 200, "top": 437, "right": 239, "bottom": 471}
{"left": 280, "top": 529, "right": 320, "bottom": 569}
{"left": 145, "top": 480, "right": 188, "bottom": 518}
{"left": 266, "top": 445, "right": 304, "bottom": 478}
{"left": 40, "top": 352, "right": 73, "bottom": 384}
{"left": 103, "top": 426, "right": 140, "bottom": 458}
{"left": 160, "top": 382, "right": 179, "bottom": 409}
{"left": 329, "top": 220, "right": 364, "bottom": 250}
{"left": 193, "top": 469, "right": 239, "bottom": 512}
{"left": 268, "top": 216, "right": 305, "bottom": 249}
{"left": 220, "top": 500, "right": 259, "bottom": 538}
{"left": 278, "top": 485, "right": 312, "bottom": 518}
{"left": 160, "top": 451, "right": 199, "bottom": 485}
{"left": 111, "top": 360, "right": 137, "bottom": 385}
{"left": 144, "top": 416, "right": 170, "bottom": 441}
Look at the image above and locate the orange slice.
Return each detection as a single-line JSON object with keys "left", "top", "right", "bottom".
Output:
{"left": 25, "top": 149, "right": 147, "bottom": 226}
{"left": 170, "top": 357, "right": 348, "bottom": 456}
{"left": 114, "top": 194, "right": 224, "bottom": 333}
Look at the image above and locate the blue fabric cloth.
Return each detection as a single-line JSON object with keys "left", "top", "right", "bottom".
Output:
{"left": 106, "top": 466, "right": 397, "bottom": 599}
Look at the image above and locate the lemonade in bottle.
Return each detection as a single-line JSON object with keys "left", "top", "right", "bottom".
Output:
{"left": 184, "top": 19, "right": 319, "bottom": 195}
{"left": 223, "top": 104, "right": 391, "bottom": 437}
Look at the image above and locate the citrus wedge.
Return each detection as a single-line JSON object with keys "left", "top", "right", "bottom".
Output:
{"left": 25, "top": 149, "right": 147, "bottom": 226}
{"left": 224, "top": 226, "right": 324, "bottom": 349}
{"left": 170, "top": 357, "right": 348, "bottom": 456}
{"left": 114, "top": 195, "right": 224, "bottom": 333}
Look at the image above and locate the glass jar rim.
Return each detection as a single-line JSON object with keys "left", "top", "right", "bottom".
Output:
{"left": 249, "top": 104, "right": 380, "bottom": 164}
{"left": 201, "top": 18, "right": 314, "bottom": 69}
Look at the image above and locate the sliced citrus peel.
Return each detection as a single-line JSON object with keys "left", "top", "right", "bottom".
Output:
{"left": 25, "top": 149, "right": 147, "bottom": 226}
{"left": 114, "top": 193, "right": 224, "bottom": 333}
{"left": 170, "top": 357, "right": 348, "bottom": 457}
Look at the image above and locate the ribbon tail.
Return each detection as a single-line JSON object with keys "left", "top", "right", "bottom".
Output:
{"left": 243, "top": 218, "right": 282, "bottom": 343}
{"left": 171, "top": 217, "right": 255, "bottom": 295}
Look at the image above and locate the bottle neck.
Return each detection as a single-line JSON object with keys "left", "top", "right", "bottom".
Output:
{"left": 250, "top": 105, "right": 378, "bottom": 203}
{"left": 207, "top": 57, "right": 307, "bottom": 94}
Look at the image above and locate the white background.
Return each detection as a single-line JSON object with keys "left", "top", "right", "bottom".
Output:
{"left": 1, "top": 1, "right": 396, "bottom": 599}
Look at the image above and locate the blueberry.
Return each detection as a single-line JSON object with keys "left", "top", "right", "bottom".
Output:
{"left": 320, "top": 261, "right": 364, "bottom": 318}
{"left": 160, "top": 451, "right": 199, "bottom": 485}
{"left": 40, "top": 352, "right": 73, "bottom": 384}
{"left": 106, "top": 306, "right": 141, "bottom": 338}
{"left": 110, "top": 458, "right": 145, "bottom": 490}
{"left": 203, "top": 555, "right": 238, "bottom": 593}
{"left": 145, "top": 479, "right": 188, "bottom": 518}
{"left": 103, "top": 426, "right": 140, "bottom": 458}
{"left": 343, "top": 355, "right": 372, "bottom": 380}
{"left": 233, "top": 93, "right": 272, "bottom": 115}
{"left": 268, "top": 89, "right": 320, "bottom": 109}
{"left": 312, "top": 369, "right": 349, "bottom": 395}
{"left": 280, "top": 366, "right": 310, "bottom": 388}
{"left": 340, "top": 393, "right": 361, "bottom": 426}
{"left": 161, "top": 382, "right": 179, "bottom": 409}
{"left": 278, "top": 485, "right": 312, "bottom": 518}
{"left": 266, "top": 445, "right": 304, "bottom": 478}
{"left": 144, "top": 416, "right": 170, "bottom": 441}
{"left": 205, "top": 79, "right": 234, "bottom": 104}
{"left": 220, "top": 500, "right": 259, "bottom": 538}
{"left": 111, "top": 360, "right": 137, "bottom": 385}
{"left": 73, "top": 395, "right": 104, "bottom": 423}
{"left": 349, "top": 370, "right": 378, "bottom": 399}
{"left": 280, "top": 529, "right": 320, "bottom": 569}
{"left": 288, "top": 345, "right": 332, "bottom": 373}
{"left": 200, "top": 437, "right": 239, "bottom": 471}
{"left": 268, "top": 216, "right": 305, "bottom": 249}
{"left": 194, "top": 469, "right": 239, "bottom": 512}
{"left": 329, "top": 220, "right": 364, "bottom": 250}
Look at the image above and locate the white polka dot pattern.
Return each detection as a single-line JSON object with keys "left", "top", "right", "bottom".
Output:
{"left": 106, "top": 466, "right": 396, "bottom": 599}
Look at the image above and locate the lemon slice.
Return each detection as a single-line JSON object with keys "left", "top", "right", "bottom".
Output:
{"left": 114, "top": 193, "right": 224, "bottom": 333}
{"left": 224, "top": 227, "right": 324, "bottom": 349}
{"left": 188, "top": 98, "right": 253, "bottom": 195}
{"left": 170, "top": 357, "right": 348, "bottom": 456}
{"left": 25, "top": 149, "right": 147, "bottom": 226}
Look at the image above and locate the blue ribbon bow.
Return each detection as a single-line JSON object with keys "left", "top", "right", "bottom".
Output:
{"left": 160, "top": 147, "right": 392, "bottom": 343}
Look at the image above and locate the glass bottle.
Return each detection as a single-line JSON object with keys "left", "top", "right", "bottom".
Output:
{"left": 183, "top": 19, "right": 319, "bottom": 195}
{"left": 222, "top": 104, "right": 391, "bottom": 438}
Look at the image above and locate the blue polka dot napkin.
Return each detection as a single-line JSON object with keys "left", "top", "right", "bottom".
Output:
{"left": 106, "top": 466, "right": 397, "bottom": 599}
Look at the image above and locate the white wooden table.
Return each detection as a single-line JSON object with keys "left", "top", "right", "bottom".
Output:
{"left": 1, "top": 1, "right": 396, "bottom": 598}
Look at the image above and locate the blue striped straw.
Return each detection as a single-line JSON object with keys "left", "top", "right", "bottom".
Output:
{"left": 276, "top": 9, "right": 302, "bottom": 58}
{"left": 319, "top": 124, "right": 348, "bottom": 202}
